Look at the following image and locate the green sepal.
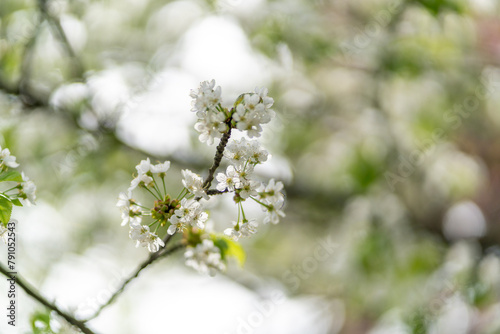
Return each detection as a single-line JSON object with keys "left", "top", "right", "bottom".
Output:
{"left": 11, "top": 198, "right": 22, "bottom": 207}
{"left": 0, "top": 196, "right": 13, "bottom": 227}
{"left": 233, "top": 93, "right": 246, "bottom": 108}
{"left": 0, "top": 170, "right": 23, "bottom": 183}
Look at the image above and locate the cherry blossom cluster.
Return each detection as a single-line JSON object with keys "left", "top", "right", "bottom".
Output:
{"left": 117, "top": 80, "right": 285, "bottom": 275}
{"left": 217, "top": 138, "right": 285, "bottom": 240}
{"left": 0, "top": 146, "right": 37, "bottom": 243}
{"left": 185, "top": 239, "right": 226, "bottom": 276}
{"left": 117, "top": 158, "right": 226, "bottom": 273}
{"left": 190, "top": 79, "right": 275, "bottom": 143}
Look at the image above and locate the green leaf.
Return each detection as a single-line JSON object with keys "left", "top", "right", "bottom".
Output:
{"left": 0, "top": 170, "right": 23, "bottom": 183}
{"left": 212, "top": 235, "right": 246, "bottom": 267}
{"left": 0, "top": 196, "right": 12, "bottom": 227}
{"left": 11, "top": 198, "right": 22, "bottom": 207}
{"left": 416, "top": 0, "right": 465, "bottom": 16}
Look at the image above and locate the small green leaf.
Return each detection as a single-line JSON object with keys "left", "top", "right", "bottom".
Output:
{"left": 233, "top": 93, "right": 246, "bottom": 108}
{"left": 212, "top": 235, "right": 246, "bottom": 267}
{"left": 212, "top": 237, "right": 229, "bottom": 259}
{"left": 225, "top": 237, "right": 246, "bottom": 267}
{"left": 0, "top": 170, "right": 23, "bottom": 183}
{"left": 11, "top": 198, "right": 22, "bottom": 207}
{"left": 0, "top": 196, "right": 13, "bottom": 226}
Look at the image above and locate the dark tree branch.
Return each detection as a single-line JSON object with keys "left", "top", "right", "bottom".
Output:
{"left": 83, "top": 242, "right": 185, "bottom": 322}
{"left": 202, "top": 126, "right": 232, "bottom": 191}
{"left": 206, "top": 189, "right": 228, "bottom": 196}
{"left": 0, "top": 262, "right": 95, "bottom": 334}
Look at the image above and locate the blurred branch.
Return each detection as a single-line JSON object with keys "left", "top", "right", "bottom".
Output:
{"left": 18, "top": 12, "right": 43, "bottom": 96}
{"left": 331, "top": 59, "right": 375, "bottom": 72}
{"left": 0, "top": 0, "right": 84, "bottom": 107}
{"left": 39, "top": 0, "right": 84, "bottom": 78}
{"left": 84, "top": 241, "right": 185, "bottom": 322}
{"left": 0, "top": 80, "right": 47, "bottom": 108}
{"left": 0, "top": 262, "right": 95, "bottom": 334}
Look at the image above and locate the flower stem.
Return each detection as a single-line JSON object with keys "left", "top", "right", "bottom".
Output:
{"left": 176, "top": 187, "right": 187, "bottom": 200}
{"left": 249, "top": 196, "right": 270, "bottom": 209}
{"left": 152, "top": 178, "right": 163, "bottom": 198}
{"left": 240, "top": 203, "right": 247, "bottom": 221}
{"left": 144, "top": 186, "right": 160, "bottom": 200}
{"left": 161, "top": 176, "right": 167, "bottom": 196}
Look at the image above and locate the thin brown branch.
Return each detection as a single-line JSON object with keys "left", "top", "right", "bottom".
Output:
{"left": 206, "top": 189, "right": 228, "bottom": 196}
{"left": 83, "top": 242, "right": 185, "bottom": 322}
{"left": 0, "top": 262, "right": 95, "bottom": 334}
{"left": 202, "top": 127, "right": 232, "bottom": 191}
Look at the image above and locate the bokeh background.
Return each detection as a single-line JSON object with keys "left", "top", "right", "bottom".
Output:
{"left": 1, "top": 0, "right": 500, "bottom": 333}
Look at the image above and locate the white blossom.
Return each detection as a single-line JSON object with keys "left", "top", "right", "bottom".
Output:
{"left": 141, "top": 232, "right": 165, "bottom": 252}
{"left": 151, "top": 161, "right": 170, "bottom": 174}
{"left": 224, "top": 138, "right": 250, "bottom": 168}
{"left": 263, "top": 199, "right": 286, "bottom": 224}
{"left": 191, "top": 80, "right": 228, "bottom": 145}
{"left": 234, "top": 106, "right": 262, "bottom": 138}
{"left": 129, "top": 225, "right": 164, "bottom": 252}
{"left": 121, "top": 205, "right": 142, "bottom": 226}
{"left": 232, "top": 92, "right": 275, "bottom": 138}
{"left": 173, "top": 198, "right": 208, "bottom": 228}
{"left": 240, "top": 219, "right": 259, "bottom": 237}
{"left": 128, "top": 173, "right": 154, "bottom": 192}
{"left": 194, "top": 110, "right": 227, "bottom": 145}
{"left": 181, "top": 169, "right": 208, "bottom": 199}
{"left": 237, "top": 178, "right": 261, "bottom": 200}
{"left": 189, "top": 206, "right": 209, "bottom": 229}
{"left": 190, "top": 79, "right": 222, "bottom": 114}
{"left": 260, "top": 179, "right": 285, "bottom": 204}
{"left": 135, "top": 158, "right": 153, "bottom": 175}
{"left": 184, "top": 239, "right": 226, "bottom": 276}
{"left": 216, "top": 165, "right": 240, "bottom": 192}
{"left": 19, "top": 172, "right": 36, "bottom": 206}
{"left": 0, "top": 225, "right": 8, "bottom": 244}
{"left": 224, "top": 138, "right": 268, "bottom": 167}
{"left": 167, "top": 215, "right": 185, "bottom": 235}
{"left": 247, "top": 140, "right": 269, "bottom": 165}
{"left": 224, "top": 226, "right": 240, "bottom": 240}
{"left": 129, "top": 224, "right": 149, "bottom": 243}
{"left": 224, "top": 220, "right": 258, "bottom": 241}
{"left": 254, "top": 87, "right": 274, "bottom": 108}
{"left": 0, "top": 147, "right": 19, "bottom": 168}
{"left": 116, "top": 191, "right": 133, "bottom": 209}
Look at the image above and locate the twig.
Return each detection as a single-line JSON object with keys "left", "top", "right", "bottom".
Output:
{"left": 84, "top": 242, "right": 185, "bottom": 321}
{"left": 206, "top": 189, "right": 228, "bottom": 196}
{"left": 0, "top": 262, "right": 95, "bottom": 334}
{"left": 202, "top": 127, "right": 232, "bottom": 191}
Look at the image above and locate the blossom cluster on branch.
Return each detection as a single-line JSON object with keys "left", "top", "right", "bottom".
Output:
{"left": 117, "top": 80, "right": 285, "bottom": 275}
{"left": 0, "top": 146, "right": 37, "bottom": 242}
